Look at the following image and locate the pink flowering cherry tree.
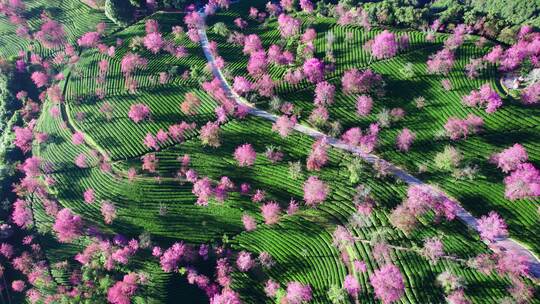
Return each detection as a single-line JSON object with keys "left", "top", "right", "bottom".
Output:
{"left": 504, "top": 163, "right": 540, "bottom": 201}
{"left": 303, "top": 57, "right": 325, "bottom": 84}
{"left": 128, "top": 104, "right": 151, "bottom": 123}
{"left": 521, "top": 82, "right": 540, "bottom": 105}
{"left": 35, "top": 18, "right": 66, "bottom": 49}
{"left": 121, "top": 53, "right": 148, "bottom": 77}
{"left": 286, "top": 281, "right": 312, "bottom": 304}
{"left": 343, "top": 274, "right": 360, "bottom": 297}
{"left": 366, "top": 30, "right": 404, "bottom": 59}
{"left": 200, "top": 122, "right": 221, "bottom": 148}
{"left": 233, "top": 76, "right": 253, "bottom": 96}
{"left": 427, "top": 48, "right": 455, "bottom": 75}
{"left": 11, "top": 199, "right": 32, "bottom": 228}
{"left": 444, "top": 115, "right": 484, "bottom": 140}
{"left": 277, "top": 14, "right": 301, "bottom": 39}
{"left": 356, "top": 95, "right": 373, "bottom": 116}
{"left": 261, "top": 202, "right": 281, "bottom": 225}
{"left": 272, "top": 115, "right": 297, "bottom": 137}
{"left": 247, "top": 50, "right": 268, "bottom": 77}
{"left": 13, "top": 125, "right": 34, "bottom": 153}
{"left": 77, "top": 31, "right": 101, "bottom": 48}
{"left": 396, "top": 128, "right": 416, "bottom": 152}
{"left": 234, "top": 144, "right": 257, "bottom": 167}
{"left": 236, "top": 251, "right": 255, "bottom": 272}
{"left": 314, "top": 81, "right": 335, "bottom": 106}
{"left": 107, "top": 273, "right": 139, "bottom": 304}
{"left": 370, "top": 264, "right": 405, "bottom": 304}
{"left": 52, "top": 208, "right": 83, "bottom": 243}
{"left": 490, "top": 144, "right": 529, "bottom": 173}
{"left": 242, "top": 214, "right": 257, "bottom": 231}
{"left": 306, "top": 138, "right": 328, "bottom": 171}
{"left": 101, "top": 201, "right": 117, "bottom": 224}
{"left": 477, "top": 211, "right": 508, "bottom": 242}
{"left": 303, "top": 176, "right": 329, "bottom": 207}
{"left": 31, "top": 71, "right": 48, "bottom": 88}
{"left": 144, "top": 32, "right": 164, "bottom": 54}
{"left": 342, "top": 68, "right": 384, "bottom": 95}
{"left": 462, "top": 83, "right": 503, "bottom": 114}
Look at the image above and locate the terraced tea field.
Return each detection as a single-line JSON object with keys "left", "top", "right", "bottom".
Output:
{"left": 2, "top": 0, "right": 539, "bottom": 303}
{"left": 205, "top": 0, "right": 540, "bottom": 257}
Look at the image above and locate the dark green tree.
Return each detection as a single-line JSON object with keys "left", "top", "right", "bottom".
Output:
{"left": 468, "top": 0, "right": 540, "bottom": 26}
{"left": 104, "top": 0, "right": 135, "bottom": 26}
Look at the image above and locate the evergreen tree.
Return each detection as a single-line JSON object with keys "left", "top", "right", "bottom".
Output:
{"left": 104, "top": 0, "right": 135, "bottom": 26}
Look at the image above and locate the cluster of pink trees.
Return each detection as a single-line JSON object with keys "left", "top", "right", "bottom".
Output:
{"left": 121, "top": 53, "right": 148, "bottom": 76}
{"left": 340, "top": 124, "right": 379, "bottom": 153}
{"left": 30, "top": 71, "right": 48, "bottom": 88}
{"left": 444, "top": 24, "right": 468, "bottom": 50}
{"left": 272, "top": 114, "right": 297, "bottom": 137}
{"left": 4, "top": 18, "right": 98, "bottom": 301}
{"left": 1, "top": 2, "right": 272, "bottom": 303}
{"left": 285, "top": 282, "right": 312, "bottom": 304}
{"left": 335, "top": 3, "right": 370, "bottom": 29}
{"left": 34, "top": 17, "right": 66, "bottom": 49}
{"left": 13, "top": 123, "right": 35, "bottom": 153}
{"left": 370, "top": 264, "right": 405, "bottom": 304}
{"left": 128, "top": 103, "right": 151, "bottom": 123}
{"left": 143, "top": 122, "right": 195, "bottom": 151}
{"left": 11, "top": 199, "right": 32, "bottom": 228}
{"left": 77, "top": 31, "right": 101, "bottom": 48}
{"left": 183, "top": 11, "right": 203, "bottom": 42}
{"left": 120, "top": 53, "right": 148, "bottom": 92}
{"left": 107, "top": 273, "right": 139, "bottom": 304}
{"left": 232, "top": 76, "right": 253, "bottom": 96}
{"left": 484, "top": 26, "right": 540, "bottom": 73}
{"left": 202, "top": 77, "right": 239, "bottom": 117}
{"left": 427, "top": 24, "right": 470, "bottom": 75}
{"left": 365, "top": 30, "right": 408, "bottom": 60}
{"left": 490, "top": 144, "right": 529, "bottom": 173}
{"left": 332, "top": 223, "right": 408, "bottom": 302}
{"left": 277, "top": 13, "right": 301, "bottom": 39}
{"left": 143, "top": 19, "right": 164, "bottom": 54}
{"left": 5, "top": 2, "right": 540, "bottom": 303}
{"left": 427, "top": 48, "right": 455, "bottom": 75}
{"left": 462, "top": 83, "right": 503, "bottom": 113}
{"left": 504, "top": 163, "right": 540, "bottom": 201}
{"left": 389, "top": 185, "right": 458, "bottom": 234}
{"left": 247, "top": 50, "right": 268, "bottom": 77}
{"left": 341, "top": 68, "right": 384, "bottom": 96}
{"left": 444, "top": 114, "right": 484, "bottom": 140}
{"left": 491, "top": 144, "right": 540, "bottom": 201}
{"left": 267, "top": 44, "right": 294, "bottom": 65}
